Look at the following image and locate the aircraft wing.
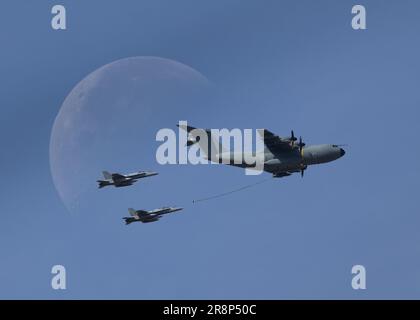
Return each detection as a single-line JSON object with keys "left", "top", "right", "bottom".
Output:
{"left": 136, "top": 210, "right": 149, "bottom": 217}
{"left": 142, "top": 216, "right": 161, "bottom": 223}
{"left": 258, "top": 129, "right": 294, "bottom": 152}
{"left": 111, "top": 173, "right": 126, "bottom": 181}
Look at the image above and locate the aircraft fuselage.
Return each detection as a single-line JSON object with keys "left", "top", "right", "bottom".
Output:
{"left": 217, "top": 144, "right": 345, "bottom": 174}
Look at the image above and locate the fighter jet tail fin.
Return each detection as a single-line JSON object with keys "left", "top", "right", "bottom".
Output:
{"left": 128, "top": 208, "right": 138, "bottom": 217}
{"left": 102, "top": 171, "right": 112, "bottom": 180}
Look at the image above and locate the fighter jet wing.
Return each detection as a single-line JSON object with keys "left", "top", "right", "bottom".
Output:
{"left": 142, "top": 216, "right": 161, "bottom": 223}
{"left": 136, "top": 210, "right": 150, "bottom": 217}
{"left": 258, "top": 129, "right": 294, "bottom": 152}
{"left": 111, "top": 173, "right": 126, "bottom": 181}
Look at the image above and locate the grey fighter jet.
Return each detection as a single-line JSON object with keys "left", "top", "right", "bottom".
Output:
{"left": 123, "top": 206, "right": 183, "bottom": 224}
{"left": 178, "top": 124, "right": 345, "bottom": 178}
{"left": 97, "top": 170, "right": 158, "bottom": 189}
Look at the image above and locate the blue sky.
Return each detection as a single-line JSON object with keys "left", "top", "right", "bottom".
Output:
{"left": 1, "top": 0, "right": 420, "bottom": 299}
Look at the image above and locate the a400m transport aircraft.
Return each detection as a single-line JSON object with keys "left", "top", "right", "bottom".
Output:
{"left": 178, "top": 124, "right": 346, "bottom": 178}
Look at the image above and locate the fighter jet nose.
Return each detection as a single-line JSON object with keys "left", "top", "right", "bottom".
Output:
{"left": 340, "top": 148, "right": 346, "bottom": 157}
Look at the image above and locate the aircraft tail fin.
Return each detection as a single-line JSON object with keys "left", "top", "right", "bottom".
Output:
{"left": 102, "top": 171, "right": 112, "bottom": 180}
{"left": 128, "top": 208, "right": 137, "bottom": 217}
{"left": 177, "top": 124, "right": 223, "bottom": 162}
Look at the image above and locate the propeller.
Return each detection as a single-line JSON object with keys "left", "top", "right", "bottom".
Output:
{"left": 290, "top": 130, "right": 297, "bottom": 146}
{"left": 298, "top": 136, "right": 306, "bottom": 178}
{"left": 298, "top": 136, "right": 306, "bottom": 155}
{"left": 300, "top": 164, "right": 307, "bottom": 178}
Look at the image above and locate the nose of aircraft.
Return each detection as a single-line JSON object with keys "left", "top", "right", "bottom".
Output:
{"left": 340, "top": 148, "right": 346, "bottom": 157}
